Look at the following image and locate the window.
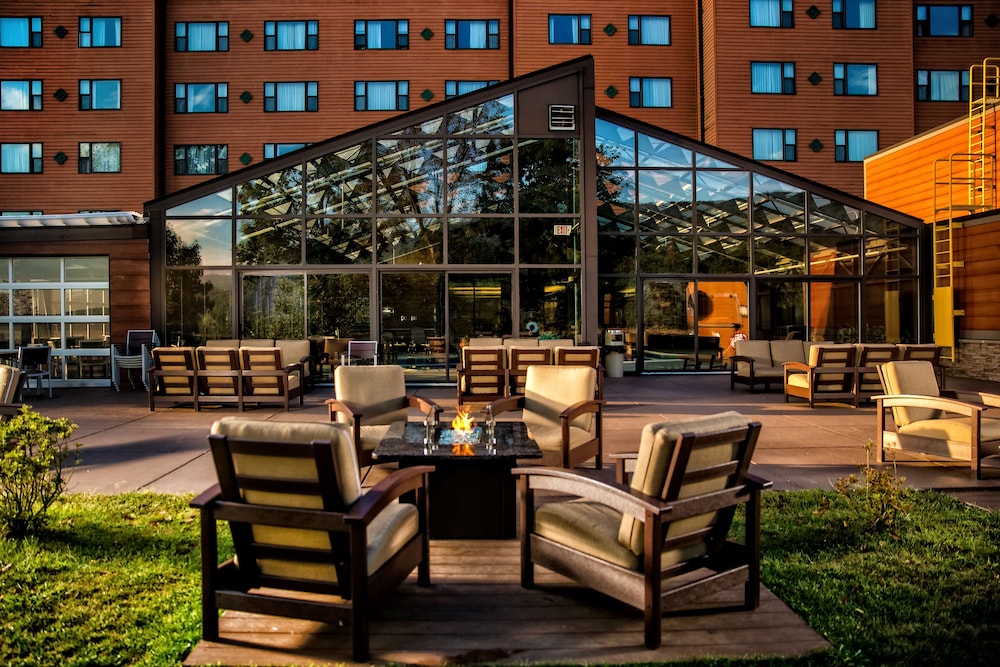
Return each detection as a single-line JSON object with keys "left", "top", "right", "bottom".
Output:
{"left": 174, "top": 145, "right": 228, "bottom": 175}
{"left": 445, "top": 20, "right": 499, "bottom": 49}
{"left": 79, "top": 80, "right": 121, "bottom": 110}
{"left": 1, "top": 80, "right": 42, "bottom": 110}
{"left": 79, "top": 17, "right": 121, "bottom": 47}
{"left": 264, "top": 82, "right": 318, "bottom": 112}
{"left": 917, "top": 69, "right": 969, "bottom": 101}
{"left": 835, "top": 130, "right": 878, "bottom": 162}
{"left": 751, "top": 62, "right": 795, "bottom": 94}
{"left": 832, "top": 0, "right": 876, "bottom": 29}
{"left": 354, "top": 81, "right": 409, "bottom": 111}
{"left": 549, "top": 15, "right": 591, "bottom": 44}
{"left": 628, "top": 15, "right": 670, "bottom": 45}
{"left": 0, "top": 143, "right": 42, "bottom": 173}
{"left": 78, "top": 142, "right": 120, "bottom": 173}
{"left": 445, "top": 80, "right": 498, "bottom": 98}
{"left": 175, "top": 83, "right": 227, "bottom": 113}
{"left": 749, "top": 0, "right": 793, "bottom": 28}
{"left": 354, "top": 20, "right": 408, "bottom": 49}
{"left": 263, "top": 143, "right": 306, "bottom": 159}
{"left": 175, "top": 22, "right": 228, "bottom": 51}
{"left": 753, "top": 129, "right": 797, "bottom": 161}
{"left": 916, "top": 5, "right": 973, "bottom": 37}
{"left": 265, "top": 20, "right": 318, "bottom": 50}
{"left": 629, "top": 77, "right": 672, "bottom": 108}
{"left": 0, "top": 17, "right": 42, "bottom": 47}
{"left": 833, "top": 64, "right": 877, "bottom": 96}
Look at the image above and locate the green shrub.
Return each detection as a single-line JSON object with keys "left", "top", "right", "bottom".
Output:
{"left": 0, "top": 405, "right": 80, "bottom": 538}
{"left": 832, "top": 439, "right": 909, "bottom": 535}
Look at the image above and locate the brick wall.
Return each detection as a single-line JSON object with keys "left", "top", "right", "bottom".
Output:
{"left": 952, "top": 340, "right": 1000, "bottom": 382}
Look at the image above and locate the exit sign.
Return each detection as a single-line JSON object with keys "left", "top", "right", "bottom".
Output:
{"left": 553, "top": 224, "right": 572, "bottom": 236}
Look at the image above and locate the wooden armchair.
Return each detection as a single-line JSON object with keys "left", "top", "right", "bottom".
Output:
{"left": 240, "top": 347, "right": 304, "bottom": 411}
{"left": 513, "top": 411, "right": 768, "bottom": 649}
{"left": 507, "top": 346, "right": 552, "bottom": 396}
{"left": 490, "top": 365, "right": 603, "bottom": 470}
{"left": 0, "top": 365, "right": 25, "bottom": 422}
{"left": 456, "top": 346, "right": 507, "bottom": 406}
{"left": 783, "top": 343, "right": 858, "bottom": 408}
{"left": 327, "top": 364, "right": 443, "bottom": 468}
{"left": 192, "top": 418, "right": 433, "bottom": 662}
{"left": 196, "top": 347, "right": 243, "bottom": 411}
{"left": 148, "top": 347, "right": 199, "bottom": 411}
{"left": 554, "top": 345, "right": 604, "bottom": 400}
{"left": 876, "top": 360, "right": 1000, "bottom": 479}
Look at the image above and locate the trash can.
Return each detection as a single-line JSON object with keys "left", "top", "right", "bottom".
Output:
{"left": 603, "top": 329, "right": 625, "bottom": 378}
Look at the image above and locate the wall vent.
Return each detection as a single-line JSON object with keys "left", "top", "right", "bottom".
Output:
{"left": 548, "top": 104, "right": 576, "bottom": 131}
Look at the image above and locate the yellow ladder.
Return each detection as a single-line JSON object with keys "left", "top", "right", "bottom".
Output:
{"left": 968, "top": 58, "right": 999, "bottom": 209}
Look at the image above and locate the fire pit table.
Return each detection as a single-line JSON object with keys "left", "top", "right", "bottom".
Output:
{"left": 374, "top": 421, "right": 541, "bottom": 539}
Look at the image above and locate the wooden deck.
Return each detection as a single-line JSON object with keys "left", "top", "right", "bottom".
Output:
{"left": 185, "top": 539, "right": 829, "bottom": 666}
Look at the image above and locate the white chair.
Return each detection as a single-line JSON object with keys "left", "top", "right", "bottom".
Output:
{"left": 341, "top": 340, "right": 379, "bottom": 366}
{"left": 18, "top": 345, "right": 52, "bottom": 398}
{"left": 111, "top": 329, "right": 159, "bottom": 391}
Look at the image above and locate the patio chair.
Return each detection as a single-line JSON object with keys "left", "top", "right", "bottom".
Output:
{"left": 898, "top": 344, "right": 947, "bottom": 389}
{"left": 196, "top": 347, "right": 243, "bottom": 411}
{"left": 876, "top": 360, "right": 1000, "bottom": 479}
{"left": 111, "top": 329, "right": 159, "bottom": 391}
{"left": 240, "top": 347, "right": 304, "bottom": 411}
{"left": 854, "top": 343, "right": 899, "bottom": 404}
{"left": 783, "top": 343, "right": 858, "bottom": 408}
{"left": 456, "top": 346, "right": 507, "bottom": 406}
{"left": 327, "top": 364, "right": 443, "bottom": 468}
{"left": 554, "top": 345, "right": 604, "bottom": 400}
{"left": 0, "top": 364, "right": 25, "bottom": 421}
{"left": 507, "top": 346, "right": 552, "bottom": 396}
{"left": 341, "top": 340, "right": 379, "bottom": 366}
{"left": 148, "top": 346, "right": 199, "bottom": 411}
{"left": 17, "top": 344, "right": 53, "bottom": 398}
{"left": 513, "top": 411, "right": 768, "bottom": 649}
{"left": 490, "top": 365, "right": 603, "bottom": 470}
{"left": 192, "top": 417, "right": 433, "bottom": 662}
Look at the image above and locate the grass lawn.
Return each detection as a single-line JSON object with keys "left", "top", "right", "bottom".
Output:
{"left": 0, "top": 489, "right": 998, "bottom": 666}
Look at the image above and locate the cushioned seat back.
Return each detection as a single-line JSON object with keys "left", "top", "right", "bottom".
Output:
{"left": 618, "top": 411, "right": 754, "bottom": 557}
{"left": 554, "top": 345, "right": 600, "bottom": 367}
{"left": 537, "top": 338, "right": 575, "bottom": 349}
{"left": 508, "top": 347, "right": 552, "bottom": 394}
{"left": 0, "top": 365, "right": 23, "bottom": 403}
{"left": 205, "top": 339, "right": 240, "bottom": 348}
{"left": 197, "top": 346, "right": 240, "bottom": 394}
{"left": 523, "top": 365, "right": 596, "bottom": 433}
{"left": 467, "top": 337, "right": 503, "bottom": 347}
{"left": 275, "top": 339, "right": 311, "bottom": 378}
{"left": 899, "top": 344, "right": 942, "bottom": 365}
{"left": 503, "top": 337, "right": 538, "bottom": 347}
{"left": 459, "top": 347, "right": 506, "bottom": 395}
{"left": 151, "top": 347, "right": 197, "bottom": 394}
{"left": 239, "top": 338, "right": 275, "bottom": 348}
{"left": 769, "top": 339, "right": 807, "bottom": 366}
{"left": 878, "top": 360, "right": 943, "bottom": 426}
{"left": 210, "top": 418, "right": 361, "bottom": 584}
{"left": 334, "top": 364, "right": 408, "bottom": 426}
{"left": 734, "top": 340, "right": 772, "bottom": 374}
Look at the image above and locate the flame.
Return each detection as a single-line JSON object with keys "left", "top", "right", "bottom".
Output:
{"left": 451, "top": 406, "right": 476, "bottom": 432}
{"left": 452, "top": 443, "right": 475, "bottom": 456}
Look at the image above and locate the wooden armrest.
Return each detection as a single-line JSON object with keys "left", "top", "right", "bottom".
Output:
{"left": 875, "top": 394, "right": 982, "bottom": 416}
{"left": 744, "top": 472, "right": 773, "bottom": 489}
{"left": 559, "top": 398, "right": 604, "bottom": 421}
{"left": 782, "top": 361, "right": 811, "bottom": 372}
{"left": 190, "top": 484, "right": 221, "bottom": 509}
{"left": 512, "top": 466, "right": 669, "bottom": 519}
{"left": 346, "top": 465, "right": 435, "bottom": 524}
{"left": 407, "top": 395, "right": 444, "bottom": 415}
{"left": 326, "top": 397, "right": 362, "bottom": 420}
{"left": 489, "top": 395, "right": 524, "bottom": 416}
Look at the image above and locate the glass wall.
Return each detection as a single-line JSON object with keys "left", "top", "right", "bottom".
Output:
{"left": 0, "top": 256, "right": 110, "bottom": 385}
{"left": 596, "top": 115, "right": 922, "bottom": 372}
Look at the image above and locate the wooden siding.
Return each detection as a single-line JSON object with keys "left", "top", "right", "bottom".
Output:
{"left": 512, "top": 1, "right": 700, "bottom": 136}
{"left": 703, "top": 2, "right": 916, "bottom": 195}
{"left": 0, "top": 1, "right": 157, "bottom": 214}
{"left": 956, "top": 220, "right": 1000, "bottom": 334}
{"left": 0, "top": 237, "right": 150, "bottom": 344}
{"left": 700, "top": 0, "right": 719, "bottom": 144}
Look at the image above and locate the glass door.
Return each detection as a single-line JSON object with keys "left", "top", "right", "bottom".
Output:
{"left": 448, "top": 273, "right": 512, "bottom": 344}
{"left": 380, "top": 273, "right": 445, "bottom": 379}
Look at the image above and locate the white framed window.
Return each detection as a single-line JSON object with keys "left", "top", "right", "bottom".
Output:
{"left": 629, "top": 77, "right": 672, "bottom": 108}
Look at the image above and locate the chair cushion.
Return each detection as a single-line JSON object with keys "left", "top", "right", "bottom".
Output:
{"left": 879, "top": 361, "right": 942, "bottom": 425}
{"left": 210, "top": 418, "right": 362, "bottom": 505}
{"left": 536, "top": 501, "right": 640, "bottom": 570}
{"left": 769, "top": 340, "right": 807, "bottom": 366}
{"left": 334, "top": 365, "right": 409, "bottom": 425}
{"left": 196, "top": 347, "right": 241, "bottom": 394}
{"left": 734, "top": 340, "right": 772, "bottom": 377}
{"left": 524, "top": 423, "right": 595, "bottom": 454}
{"left": 523, "top": 365, "right": 597, "bottom": 433}
{"left": 275, "top": 339, "right": 312, "bottom": 377}
{"left": 618, "top": 411, "right": 750, "bottom": 556}
{"left": 460, "top": 347, "right": 505, "bottom": 395}
{"left": 0, "top": 365, "right": 21, "bottom": 403}
{"left": 899, "top": 415, "right": 1000, "bottom": 452}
